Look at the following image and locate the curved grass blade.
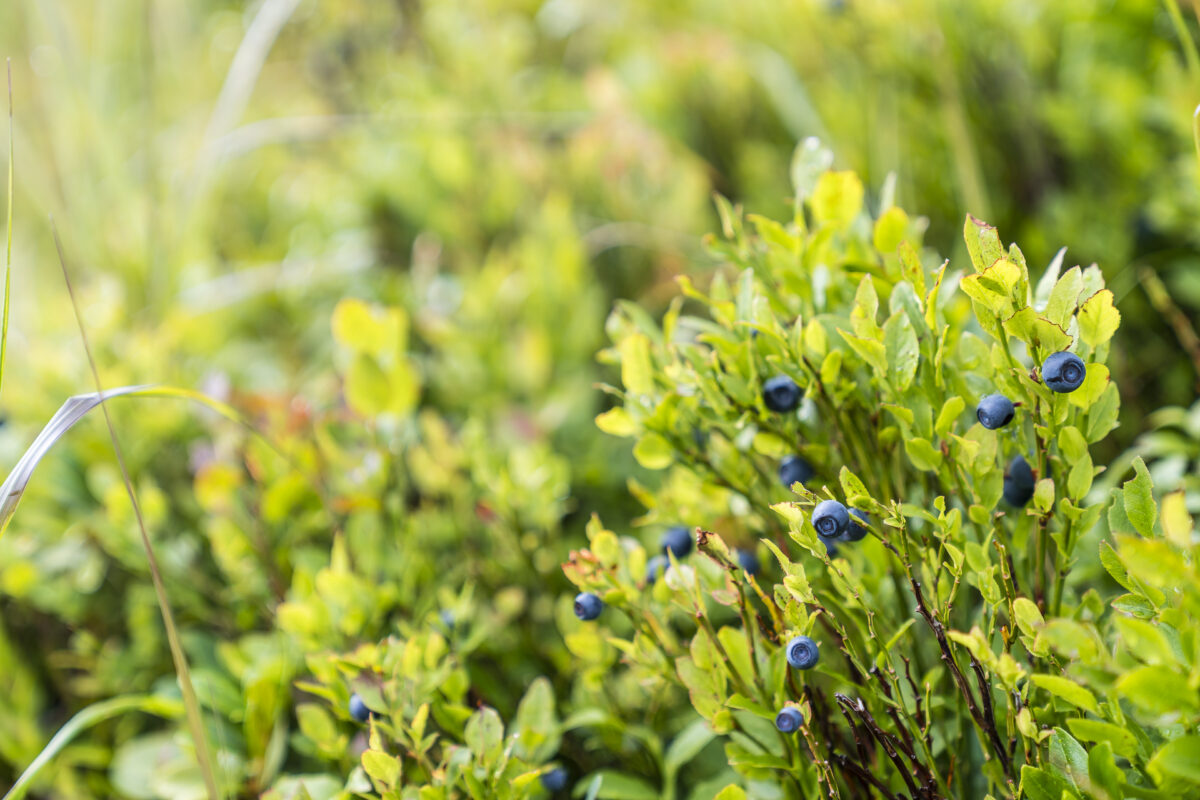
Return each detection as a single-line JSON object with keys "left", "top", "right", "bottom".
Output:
{"left": 3, "top": 695, "right": 181, "bottom": 800}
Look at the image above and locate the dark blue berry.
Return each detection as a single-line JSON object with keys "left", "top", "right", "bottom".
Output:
{"left": 762, "top": 375, "right": 801, "bottom": 412}
{"left": 574, "top": 592, "right": 603, "bottom": 621}
{"left": 976, "top": 394, "right": 1015, "bottom": 429}
{"left": 1003, "top": 455, "right": 1035, "bottom": 507}
{"left": 785, "top": 635, "right": 820, "bottom": 669}
{"left": 779, "top": 455, "right": 814, "bottom": 489}
{"left": 1042, "top": 352, "right": 1086, "bottom": 393}
{"left": 812, "top": 500, "right": 849, "bottom": 539}
{"left": 775, "top": 706, "right": 804, "bottom": 733}
{"left": 645, "top": 554, "right": 669, "bottom": 584}
{"left": 841, "top": 508, "right": 869, "bottom": 542}
{"left": 736, "top": 548, "right": 760, "bottom": 576}
{"left": 349, "top": 693, "right": 371, "bottom": 723}
{"left": 660, "top": 525, "right": 693, "bottom": 558}
{"left": 540, "top": 767, "right": 568, "bottom": 792}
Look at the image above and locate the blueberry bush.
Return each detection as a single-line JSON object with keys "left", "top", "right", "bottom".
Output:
{"left": 0, "top": 2, "right": 1199, "bottom": 799}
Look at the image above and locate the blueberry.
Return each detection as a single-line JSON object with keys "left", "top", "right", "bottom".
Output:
{"left": 439, "top": 609, "right": 456, "bottom": 631}
{"left": 812, "top": 500, "right": 849, "bottom": 539}
{"left": 573, "top": 592, "right": 603, "bottom": 621}
{"left": 349, "top": 693, "right": 372, "bottom": 723}
{"left": 779, "top": 455, "right": 814, "bottom": 489}
{"left": 661, "top": 525, "right": 693, "bottom": 558}
{"left": 762, "top": 375, "right": 801, "bottom": 412}
{"left": 775, "top": 706, "right": 804, "bottom": 733}
{"left": 540, "top": 767, "right": 568, "bottom": 792}
{"left": 1042, "top": 352, "right": 1086, "bottom": 393}
{"left": 736, "top": 548, "right": 760, "bottom": 576}
{"left": 645, "top": 554, "right": 669, "bottom": 584}
{"left": 841, "top": 508, "right": 869, "bottom": 542}
{"left": 976, "top": 394, "right": 1015, "bottom": 430}
{"left": 785, "top": 635, "right": 820, "bottom": 669}
{"left": 1003, "top": 455, "right": 1035, "bottom": 507}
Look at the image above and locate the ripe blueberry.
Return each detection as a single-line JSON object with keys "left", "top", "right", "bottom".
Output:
{"left": 841, "top": 508, "right": 869, "bottom": 542}
{"left": 775, "top": 706, "right": 804, "bottom": 733}
{"left": 762, "top": 375, "right": 801, "bottom": 412}
{"left": 540, "top": 767, "right": 568, "bottom": 792}
{"left": 574, "top": 592, "right": 603, "bottom": 621}
{"left": 1003, "top": 455, "right": 1035, "bottom": 507}
{"left": 661, "top": 525, "right": 693, "bottom": 558}
{"left": 645, "top": 554, "right": 669, "bottom": 584}
{"left": 976, "top": 394, "right": 1015, "bottom": 429}
{"left": 349, "top": 693, "right": 372, "bottom": 723}
{"left": 812, "top": 500, "right": 849, "bottom": 539}
{"left": 785, "top": 635, "right": 820, "bottom": 669}
{"left": 779, "top": 455, "right": 814, "bottom": 489}
{"left": 1042, "top": 352, "right": 1086, "bottom": 393}
{"left": 736, "top": 548, "right": 760, "bottom": 576}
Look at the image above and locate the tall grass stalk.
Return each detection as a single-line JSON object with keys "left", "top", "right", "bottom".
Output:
{"left": 51, "top": 224, "right": 221, "bottom": 800}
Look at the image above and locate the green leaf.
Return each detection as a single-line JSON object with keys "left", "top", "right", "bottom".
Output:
{"left": 1030, "top": 674, "right": 1099, "bottom": 714}
{"left": 1012, "top": 597, "right": 1044, "bottom": 637}
{"left": 1148, "top": 736, "right": 1200, "bottom": 785}
{"left": 1002, "top": 308, "right": 1072, "bottom": 354}
{"left": 873, "top": 206, "right": 909, "bottom": 255}
{"left": 1066, "top": 718, "right": 1138, "bottom": 760}
{"left": 1122, "top": 457, "right": 1156, "bottom": 538}
{"left": 513, "top": 677, "right": 559, "bottom": 762}
{"left": 595, "top": 408, "right": 638, "bottom": 437}
{"left": 712, "top": 786, "right": 748, "bottom": 800}
{"left": 884, "top": 311, "right": 920, "bottom": 392}
{"left": 1112, "top": 616, "right": 1176, "bottom": 666}
{"left": 618, "top": 334, "right": 656, "bottom": 397}
{"left": 332, "top": 298, "right": 407, "bottom": 356}
{"left": 904, "top": 437, "right": 943, "bottom": 471}
{"left": 362, "top": 750, "right": 401, "bottom": 790}
{"left": 839, "top": 330, "right": 889, "bottom": 375}
{"left": 964, "top": 215, "right": 1004, "bottom": 272}
{"left": 633, "top": 433, "right": 674, "bottom": 470}
{"left": 464, "top": 707, "right": 505, "bottom": 768}
{"left": 1086, "top": 382, "right": 1120, "bottom": 442}
{"left": 581, "top": 770, "right": 659, "bottom": 800}
{"left": 1049, "top": 728, "right": 1089, "bottom": 789}
{"left": 1077, "top": 289, "right": 1121, "bottom": 349}
{"left": 839, "top": 466, "right": 870, "bottom": 507}
{"left": 346, "top": 353, "right": 393, "bottom": 417}
{"left": 1116, "top": 666, "right": 1199, "bottom": 715}
{"left": 935, "top": 396, "right": 965, "bottom": 437}
{"left": 663, "top": 720, "right": 715, "bottom": 777}
{"left": 1087, "top": 741, "right": 1125, "bottom": 800}
{"left": 1161, "top": 491, "right": 1193, "bottom": 549}
{"left": 810, "top": 170, "right": 863, "bottom": 230}
{"left": 1043, "top": 266, "right": 1083, "bottom": 328}
{"left": 1019, "top": 765, "right": 1073, "bottom": 800}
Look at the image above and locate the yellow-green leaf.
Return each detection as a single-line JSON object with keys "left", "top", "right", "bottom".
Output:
{"left": 1030, "top": 674, "right": 1099, "bottom": 714}
{"left": 811, "top": 170, "right": 864, "bottom": 230}
{"left": 1077, "top": 289, "right": 1121, "bottom": 349}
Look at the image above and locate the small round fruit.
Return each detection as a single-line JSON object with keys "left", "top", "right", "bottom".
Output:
{"left": 775, "top": 706, "right": 804, "bottom": 733}
{"left": 976, "top": 394, "right": 1015, "bottom": 429}
{"left": 736, "top": 548, "right": 760, "bottom": 576}
{"left": 842, "top": 508, "right": 869, "bottom": 542}
{"left": 645, "top": 554, "right": 669, "bottom": 584}
{"left": 540, "top": 767, "right": 568, "bottom": 792}
{"left": 812, "top": 500, "right": 850, "bottom": 539}
{"left": 778, "top": 455, "right": 814, "bottom": 489}
{"left": 1003, "top": 455, "right": 1035, "bottom": 507}
{"left": 573, "top": 592, "right": 603, "bottom": 621}
{"left": 1042, "top": 352, "right": 1086, "bottom": 393}
{"left": 660, "top": 525, "right": 693, "bottom": 558}
{"left": 762, "top": 375, "right": 801, "bottom": 412}
{"left": 785, "top": 635, "right": 820, "bottom": 669}
{"left": 349, "top": 693, "right": 371, "bottom": 723}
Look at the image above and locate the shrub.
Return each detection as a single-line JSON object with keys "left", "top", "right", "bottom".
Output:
{"left": 558, "top": 150, "right": 1198, "bottom": 798}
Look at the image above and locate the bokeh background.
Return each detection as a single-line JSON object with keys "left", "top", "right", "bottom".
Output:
{"left": 0, "top": 0, "right": 1197, "bottom": 797}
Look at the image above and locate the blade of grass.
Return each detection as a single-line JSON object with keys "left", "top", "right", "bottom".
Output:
{"left": 51, "top": 224, "right": 221, "bottom": 800}
{"left": 3, "top": 695, "right": 182, "bottom": 800}
{"left": 1166, "top": 0, "right": 1200, "bottom": 84}
{"left": 3, "top": 59, "right": 13, "bottom": 396}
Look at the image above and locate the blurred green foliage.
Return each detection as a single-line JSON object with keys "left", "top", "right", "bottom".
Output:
{"left": 0, "top": 0, "right": 1195, "bottom": 798}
